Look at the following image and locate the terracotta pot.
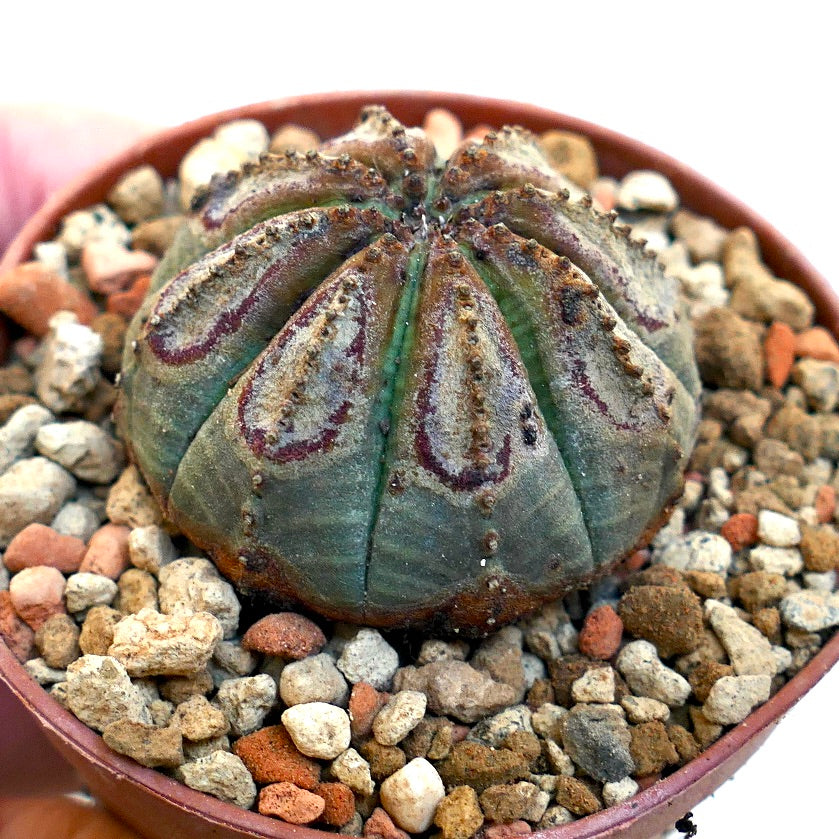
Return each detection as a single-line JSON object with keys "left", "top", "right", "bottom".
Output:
{"left": 1, "top": 91, "right": 837, "bottom": 839}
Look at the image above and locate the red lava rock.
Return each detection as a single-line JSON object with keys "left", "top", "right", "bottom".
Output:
{"left": 815, "top": 485, "right": 836, "bottom": 524}
{"left": 258, "top": 781, "right": 325, "bottom": 824}
{"left": 106, "top": 273, "right": 150, "bottom": 319}
{"left": 481, "top": 821, "right": 532, "bottom": 839}
{"left": 79, "top": 524, "right": 131, "bottom": 579}
{"left": 720, "top": 513, "right": 759, "bottom": 552}
{"left": 232, "top": 724, "right": 321, "bottom": 789}
{"left": 794, "top": 326, "right": 839, "bottom": 363}
{"left": 619, "top": 549, "right": 650, "bottom": 575}
{"left": 764, "top": 321, "right": 796, "bottom": 388}
{"left": 591, "top": 179, "right": 617, "bottom": 212}
{"left": 316, "top": 781, "right": 356, "bottom": 826}
{"left": 364, "top": 807, "right": 411, "bottom": 839}
{"left": 578, "top": 604, "right": 624, "bottom": 660}
{"left": 3, "top": 523, "right": 87, "bottom": 574}
{"left": 241, "top": 612, "right": 326, "bottom": 659}
{"left": 0, "top": 590, "right": 36, "bottom": 661}
{"left": 635, "top": 773, "right": 662, "bottom": 791}
{"left": 8, "top": 565, "right": 67, "bottom": 630}
{"left": 0, "top": 262, "right": 98, "bottom": 335}
{"left": 81, "top": 241, "right": 158, "bottom": 295}
{"left": 349, "top": 681, "right": 389, "bottom": 740}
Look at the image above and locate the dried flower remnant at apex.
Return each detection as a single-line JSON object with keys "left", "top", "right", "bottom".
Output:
{"left": 116, "top": 106, "right": 700, "bottom": 632}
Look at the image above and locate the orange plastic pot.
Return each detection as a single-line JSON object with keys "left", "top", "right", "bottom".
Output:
{"left": 1, "top": 91, "right": 837, "bottom": 839}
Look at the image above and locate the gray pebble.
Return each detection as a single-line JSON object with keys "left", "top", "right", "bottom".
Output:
{"left": 51, "top": 502, "right": 100, "bottom": 542}
{"left": 24, "top": 657, "right": 67, "bottom": 685}
{"left": 466, "top": 704, "right": 533, "bottom": 748}
{"left": 35, "top": 421, "right": 123, "bottom": 484}
{"left": 655, "top": 530, "right": 732, "bottom": 574}
{"left": 58, "top": 204, "right": 131, "bottom": 259}
{"left": 793, "top": 359, "right": 839, "bottom": 412}
{"left": 558, "top": 703, "right": 634, "bottom": 783}
{"left": 212, "top": 640, "right": 258, "bottom": 677}
{"left": 616, "top": 640, "right": 691, "bottom": 706}
{"left": 107, "top": 165, "right": 165, "bottom": 225}
{"left": 175, "top": 750, "right": 256, "bottom": 809}
{"left": 779, "top": 590, "right": 839, "bottom": 632}
{"left": 0, "top": 457, "right": 76, "bottom": 547}
{"left": 214, "top": 674, "right": 276, "bottom": 737}
{"left": 702, "top": 675, "right": 771, "bottom": 725}
{"left": 705, "top": 599, "right": 777, "bottom": 676}
{"left": 64, "top": 572, "right": 118, "bottom": 613}
{"left": 749, "top": 545, "right": 804, "bottom": 576}
{"left": 337, "top": 628, "right": 399, "bottom": 691}
{"left": 0, "top": 556, "right": 8, "bottom": 591}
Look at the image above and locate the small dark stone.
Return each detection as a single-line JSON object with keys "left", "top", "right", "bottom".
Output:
{"left": 558, "top": 704, "right": 633, "bottom": 784}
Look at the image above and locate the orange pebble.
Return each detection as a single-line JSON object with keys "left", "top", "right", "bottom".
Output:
{"left": 794, "top": 326, "right": 839, "bottom": 363}
{"left": 107, "top": 273, "right": 150, "bottom": 319}
{"left": 720, "top": 513, "right": 759, "bottom": 551}
{"left": 764, "top": 321, "right": 795, "bottom": 388}
{"left": 815, "top": 485, "right": 836, "bottom": 524}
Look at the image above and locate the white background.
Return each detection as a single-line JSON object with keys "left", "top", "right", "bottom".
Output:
{"left": 1, "top": 1, "right": 836, "bottom": 836}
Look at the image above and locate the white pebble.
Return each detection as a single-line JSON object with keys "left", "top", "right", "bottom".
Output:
{"left": 176, "top": 750, "right": 256, "bottom": 809}
{"left": 617, "top": 170, "right": 678, "bottom": 213}
{"left": 705, "top": 599, "right": 777, "bottom": 676}
{"left": 65, "top": 655, "right": 152, "bottom": 731}
{"left": 616, "top": 640, "right": 691, "bottom": 706}
{"left": 35, "top": 313, "right": 102, "bottom": 413}
{"left": 51, "top": 502, "right": 100, "bottom": 542}
{"left": 373, "top": 690, "right": 427, "bottom": 745}
{"left": 757, "top": 510, "right": 801, "bottom": 547}
{"left": 379, "top": 757, "right": 445, "bottom": 833}
{"left": 702, "top": 675, "right": 771, "bottom": 725}
{"left": 35, "top": 421, "right": 123, "bottom": 484}
{"left": 602, "top": 776, "right": 639, "bottom": 806}
{"left": 64, "top": 572, "right": 118, "bottom": 613}
{"left": 128, "top": 525, "right": 177, "bottom": 575}
{"left": 571, "top": 667, "right": 615, "bottom": 704}
{"left": 337, "top": 628, "right": 399, "bottom": 690}
{"left": 279, "top": 653, "right": 348, "bottom": 707}
{"left": 620, "top": 695, "right": 670, "bottom": 724}
{"left": 0, "top": 456, "right": 75, "bottom": 548}
{"left": 281, "top": 702, "right": 351, "bottom": 759}
{"left": 779, "top": 590, "right": 839, "bottom": 632}
{"left": 655, "top": 530, "right": 732, "bottom": 574}
{"left": 0, "top": 404, "right": 54, "bottom": 474}
{"left": 749, "top": 545, "right": 804, "bottom": 576}
{"left": 331, "top": 748, "right": 375, "bottom": 796}
{"left": 58, "top": 204, "right": 130, "bottom": 260}
{"left": 214, "top": 674, "right": 277, "bottom": 736}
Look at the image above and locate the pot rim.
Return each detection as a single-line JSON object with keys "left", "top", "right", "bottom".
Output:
{"left": 1, "top": 89, "right": 837, "bottom": 839}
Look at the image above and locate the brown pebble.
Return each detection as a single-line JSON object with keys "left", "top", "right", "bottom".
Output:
{"left": 241, "top": 612, "right": 326, "bottom": 659}
{"left": 131, "top": 216, "right": 185, "bottom": 256}
{"left": 436, "top": 741, "right": 528, "bottom": 794}
{"left": 729, "top": 571, "right": 786, "bottom": 612}
{"left": 752, "top": 608, "right": 783, "bottom": 645}
{"left": 34, "top": 613, "right": 81, "bottom": 669}
{"left": 158, "top": 669, "right": 214, "bottom": 704}
{"left": 106, "top": 273, "right": 150, "bottom": 319}
{"left": 635, "top": 773, "right": 661, "bottom": 792}
{"left": 694, "top": 307, "right": 764, "bottom": 390}
{"left": 629, "top": 720, "right": 680, "bottom": 776}
{"left": 116, "top": 568, "right": 158, "bottom": 614}
{"left": 258, "top": 782, "right": 325, "bottom": 824}
{"left": 422, "top": 108, "right": 463, "bottom": 159}
{"left": 364, "top": 807, "right": 411, "bottom": 839}
{"left": 359, "top": 739, "right": 406, "bottom": 781}
{"left": 349, "top": 681, "right": 389, "bottom": 740}
{"left": 525, "top": 678, "right": 554, "bottom": 709}
{"left": 79, "top": 524, "right": 131, "bottom": 579}
{"left": 315, "top": 781, "right": 356, "bottom": 826}
{"left": 683, "top": 570, "right": 727, "bottom": 601}
{"left": 548, "top": 655, "right": 604, "bottom": 707}
{"left": 794, "top": 326, "right": 839, "bottom": 363}
{"left": 0, "top": 262, "right": 98, "bottom": 335}
{"left": 79, "top": 606, "right": 122, "bottom": 656}
{"left": 799, "top": 524, "right": 839, "bottom": 572}
{"left": 0, "top": 363, "right": 33, "bottom": 395}
{"left": 688, "top": 661, "right": 734, "bottom": 704}
{"left": 720, "top": 513, "right": 759, "bottom": 552}
{"left": 479, "top": 783, "right": 534, "bottom": 824}
{"left": 91, "top": 312, "right": 127, "bottom": 375}
{"left": 8, "top": 565, "right": 66, "bottom": 630}
{"left": 269, "top": 124, "right": 322, "bottom": 155}
{"left": 764, "top": 321, "right": 796, "bottom": 388}
{"left": 667, "top": 724, "right": 701, "bottom": 765}
{"left": 578, "top": 605, "right": 624, "bottom": 660}
{"left": 0, "top": 590, "right": 35, "bottom": 662}
{"left": 815, "top": 485, "right": 836, "bottom": 524}
{"left": 554, "top": 776, "right": 601, "bottom": 816}
{"left": 623, "top": 565, "right": 689, "bottom": 590}
{"left": 401, "top": 716, "right": 453, "bottom": 761}
{"left": 435, "top": 786, "right": 484, "bottom": 839}
{"left": 233, "top": 724, "right": 321, "bottom": 789}
{"left": 618, "top": 586, "right": 704, "bottom": 658}
{"left": 102, "top": 720, "right": 183, "bottom": 768}
{"left": 3, "top": 523, "right": 86, "bottom": 574}
{"left": 688, "top": 706, "right": 723, "bottom": 749}
{"left": 501, "top": 731, "right": 542, "bottom": 767}
{"left": 83, "top": 378, "right": 119, "bottom": 424}
{"left": 0, "top": 393, "right": 38, "bottom": 424}
{"left": 539, "top": 130, "right": 599, "bottom": 187}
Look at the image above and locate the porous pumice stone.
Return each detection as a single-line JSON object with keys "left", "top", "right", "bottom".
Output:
{"left": 116, "top": 106, "right": 700, "bottom": 633}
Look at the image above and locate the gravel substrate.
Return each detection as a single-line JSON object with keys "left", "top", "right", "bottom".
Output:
{"left": 1, "top": 107, "right": 838, "bottom": 837}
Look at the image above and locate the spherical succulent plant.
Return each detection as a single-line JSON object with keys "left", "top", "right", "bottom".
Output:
{"left": 117, "top": 106, "right": 700, "bottom": 633}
